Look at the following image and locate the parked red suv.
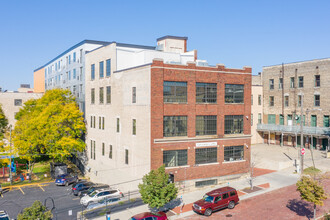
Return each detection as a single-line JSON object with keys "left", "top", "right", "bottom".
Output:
{"left": 192, "top": 186, "right": 239, "bottom": 216}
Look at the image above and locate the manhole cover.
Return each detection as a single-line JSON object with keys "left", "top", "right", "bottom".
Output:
{"left": 226, "top": 214, "right": 233, "bottom": 217}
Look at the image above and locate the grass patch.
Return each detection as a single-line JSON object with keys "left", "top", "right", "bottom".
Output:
{"left": 303, "top": 167, "right": 321, "bottom": 175}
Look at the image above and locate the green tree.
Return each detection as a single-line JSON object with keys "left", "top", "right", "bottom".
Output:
{"left": 17, "top": 200, "right": 52, "bottom": 220}
{"left": 296, "top": 176, "right": 328, "bottom": 219}
{"left": 0, "top": 103, "right": 8, "bottom": 140}
{"left": 138, "top": 165, "right": 178, "bottom": 209}
{"left": 13, "top": 89, "right": 86, "bottom": 179}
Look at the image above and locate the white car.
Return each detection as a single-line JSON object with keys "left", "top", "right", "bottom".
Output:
{"left": 0, "top": 211, "right": 10, "bottom": 220}
{"left": 80, "top": 188, "right": 123, "bottom": 206}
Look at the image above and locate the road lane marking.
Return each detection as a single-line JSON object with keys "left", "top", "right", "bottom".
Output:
{"left": 38, "top": 184, "right": 45, "bottom": 192}
{"left": 19, "top": 187, "right": 25, "bottom": 195}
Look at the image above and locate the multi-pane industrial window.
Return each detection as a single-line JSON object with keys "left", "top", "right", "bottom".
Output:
{"left": 102, "top": 143, "right": 105, "bottom": 156}
{"left": 196, "top": 83, "right": 217, "bottom": 103}
{"left": 125, "top": 149, "right": 129, "bottom": 164}
{"left": 132, "top": 119, "right": 136, "bottom": 135}
{"left": 106, "top": 59, "right": 111, "bottom": 77}
{"left": 298, "top": 95, "right": 302, "bottom": 107}
{"left": 314, "top": 95, "right": 320, "bottom": 106}
{"left": 91, "top": 64, "right": 95, "bottom": 80}
{"left": 315, "top": 75, "right": 320, "bottom": 87}
{"left": 279, "top": 78, "right": 283, "bottom": 89}
{"left": 99, "top": 87, "right": 104, "bottom": 104}
{"left": 224, "top": 146, "right": 244, "bottom": 162}
{"left": 116, "top": 118, "right": 120, "bottom": 133}
{"left": 109, "top": 145, "right": 113, "bottom": 159}
{"left": 269, "top": 79, "right": 274, "bottom": 90}
{"left": 14, "top": 99, "right": 22, "bottom": 106}
{"left": 298, "top": 76, "right": 304, "bottom": 88}
{"left": 91, "top": 88, "right": 95, "bottom": 104}
{"left": 132, "top": 87, "right": 136, "bottom": 103}
{"left": 163, "top": 150, "right": 188, "bottom": 167}
{"left": 258, "top": 95, "right": 261, "bottom": 105}
{"left": 106, "top": 86, "right": 111, "bottom": 104}
{"left": 224, "top": 115, "right": 244, "bottom": 134}
{"left": 99, "top": 61, "right": 104, "bottom": 78}
{"left": 163, "top": 116, "right": 187, "bottom": 137}
{"left": 284, "top": 96, "right": 289, "bottom": 107}
{"left": 290, "top": 77, "right": 295, "bottom": 88}
{"left": 269, "top": 96, "right": 274, "bottom": 106}
{"left": 195, "top": 147, "right": 217, "bottom": 165}
{"left": 225, "top": 84, "right": 244, "bottom": 103}
{"left": 163, "top": 81, "right": 187, "bottom": 103}
{"left": 196, "top": 116, "right": 217, "bottom": 135}
{"left": 258, "top": 113, "right": 262, "bottom": 124}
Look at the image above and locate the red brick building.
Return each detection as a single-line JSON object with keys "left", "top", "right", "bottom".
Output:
{"left": 150, "top": 59, "right": 252, "bottom": 188}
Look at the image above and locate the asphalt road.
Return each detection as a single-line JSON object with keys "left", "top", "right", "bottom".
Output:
{"left": 0, "top": 182, "right": 82, "bottom": 220}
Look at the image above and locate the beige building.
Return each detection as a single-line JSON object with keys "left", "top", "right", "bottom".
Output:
{"left": 0, "top": 90, "right": 43, "bottom": 127}
{"left": 251, "top": 74, "right": 263, "bottom": 144}
{"left": 257, "top": 58, "right": 330, "bottom": 150}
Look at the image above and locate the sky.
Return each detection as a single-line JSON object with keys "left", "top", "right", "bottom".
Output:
{"left": 1, "top": 0, "right": 330, "bottom": 91}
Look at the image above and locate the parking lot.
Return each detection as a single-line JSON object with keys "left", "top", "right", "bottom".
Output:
{"left": 0, "top": 182, "right": 83, "bottom": 220}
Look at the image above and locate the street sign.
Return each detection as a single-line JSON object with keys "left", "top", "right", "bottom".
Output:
{"left": 301, "top": 148, "right": 305, "bottom": 155}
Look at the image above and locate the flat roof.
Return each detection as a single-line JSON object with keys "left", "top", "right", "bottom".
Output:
{"left": 263, "top": 57, "right": 330, "bottom": 68}
{"left": 157, "top": 35, "right": 188, "bottom": 41}
{"left": 34, "top": 40, "right": 110, "bottom": 72}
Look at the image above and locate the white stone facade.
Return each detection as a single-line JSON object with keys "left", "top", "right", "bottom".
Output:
{"left": 251, "top": 74, "right": 263, "bottom": 144}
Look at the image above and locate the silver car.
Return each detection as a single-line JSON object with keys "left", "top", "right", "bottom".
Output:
{"left": 80, "top": 188, "right": 123, "bottom": 206}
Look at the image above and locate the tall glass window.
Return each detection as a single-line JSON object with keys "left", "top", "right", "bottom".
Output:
{"left": 196, "top": 116, "right": 217, "bottom": 135}
{"left": 163, "top": 116, "right": 187, "bottom": 137}
{"left": 106, "top": 59, "right": 111, "bottom": 77}
{"left": 163, "top": 81, "right": 187, "bottom": 103}
{"left": 196, "top": 83, "right": 217, "bottom": 103}
{"left": 106, "top": 86, "right": 111, "bottom": 104}
{"left": 73, "top": 52, "right": 76, "bottom": 62}
{"left": 99, "top": 61, "right": 104, "bottom": 78}
{"left": 225, "top": 84, "right": 244, "bottom": 103}
{"left": 132, "top": 87, "right": 136, "bottom": 103}
{"left": 99, "top": 87, "right": 104, "bottom": 104}
{"left": 269, "top": 79, "right": 274, "bottom": 90}
{"left": 91, "top": 88, "right": 95, "bottom": 104}
{"left": 315, "top": 75, "right": 320, "bottom": 87}
{"left": 91, "top": 64, "right": 95, "bottom": 80}
{"left": 73, "top": 69, "right": 76, "bottom": 79}
{"left": 163, "top": 150, "right": 187, "bottom": 167}
{"left": 132, "top": 119, "right": 136, "bottom": 135}
{"left": 314, "top": 95, "right": 320, "bottom": 106}
{"left": 298, "top": 76, "right": 304, "bottom": 88}
{"left": 195, "top": 147, "right": 217, "bottom": 165}
{"left": 224, "top": 115, "right": 244, "bottom": 134}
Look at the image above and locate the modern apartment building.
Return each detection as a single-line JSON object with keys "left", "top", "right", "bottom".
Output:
{"left": 34, "top": 40, "right": 110, "bottom": 113}
{"left": 251, "top": 74, "right": 263, "bottom": 144}
{"left": 257, "top": 58, "right": 330, "bottom": 150}
{"left": 85, "top": 36, "right": 252, "bottom": 192}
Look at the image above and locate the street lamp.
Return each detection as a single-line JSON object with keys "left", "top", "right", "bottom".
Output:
{"left": 9, "top": 125, "right": 13, "bottom": 185}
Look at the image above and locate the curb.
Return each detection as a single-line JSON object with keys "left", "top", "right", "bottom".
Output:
{"left": 1, "top": 180, "right": 53, "bottom": 189}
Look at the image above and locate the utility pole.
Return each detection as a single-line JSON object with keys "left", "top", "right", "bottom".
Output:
{"left": 300, "top": 95, "right": 304, "bottom": 176}
{"left": 9, "top": 125, "right": 13, "bottom": 185}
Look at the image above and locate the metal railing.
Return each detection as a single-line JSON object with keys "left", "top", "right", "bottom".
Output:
{"left": 257, "top": 124, "right": 330, "bottom": 136}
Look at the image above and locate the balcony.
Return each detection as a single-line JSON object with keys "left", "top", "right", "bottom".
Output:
{"left": 257, "top": 124, "right": 330, "bottom": 136}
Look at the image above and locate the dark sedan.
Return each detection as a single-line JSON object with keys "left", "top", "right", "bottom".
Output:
{"left": 72, "top": 182, "right": 94, "bottom": 196}
{"left": 55, "top": 173, "right": 78, "bottom": 186}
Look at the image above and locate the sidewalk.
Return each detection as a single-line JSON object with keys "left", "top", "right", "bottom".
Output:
{"left": 91, "top": 167, "right": 299, "bottom": 220}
